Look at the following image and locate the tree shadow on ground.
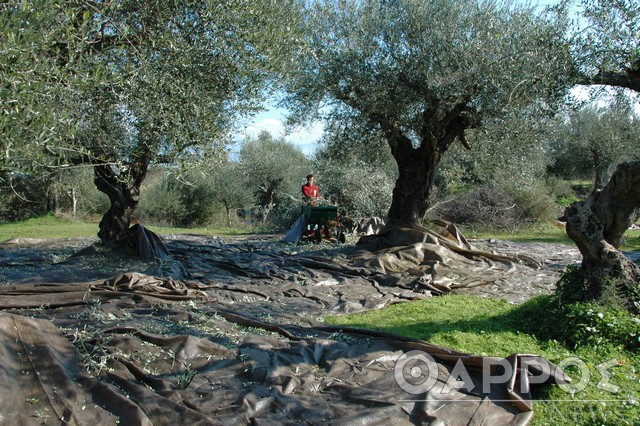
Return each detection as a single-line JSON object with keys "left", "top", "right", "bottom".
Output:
{"left": 325, "top": 294, "right": 567, "bottom": 353}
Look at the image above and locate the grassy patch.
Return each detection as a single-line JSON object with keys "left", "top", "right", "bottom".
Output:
{"left": 621, "top": 231, "right": 640, "bottom": 252}
{"left": 0, "top": 215, "right": 251, "bottom": 242}
{"left": 568, "top": 180, "right": 594, "bottom": 194}
{"left": 0, "top": 215, "right": 100, "bottom": 241}
{"left": 464, "top": 223, "right": 574, "bottom": 246}
{"left": 325, "top": 295, "right": 569, "bottom": 357}
{"left": 325, "top": 294, "right": 640, "bottom": 426}
{"left": 4, "top": 215, "right": 639, "bottom": 251}
{"left": 463, "top": 222, "right": 640, "bottom": 252}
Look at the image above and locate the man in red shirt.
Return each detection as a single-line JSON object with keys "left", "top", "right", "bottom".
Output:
{"left": 302, "top": 174, "right": 321, "bottom": 206}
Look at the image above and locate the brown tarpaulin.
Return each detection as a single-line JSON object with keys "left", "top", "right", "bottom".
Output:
{"left": 0, "top": 222, "right": 577, "bottom": 425}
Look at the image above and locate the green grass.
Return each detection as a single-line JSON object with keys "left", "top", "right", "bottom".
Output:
{"left": 617, "top": 232, "right": 639, "bottom": 252}
{"left": 0, "top": 215, "right": 100, "bottom": 241}
{"left": 568, "top": 180, "right": 594, "bottom": 192}
{"left": 463, "top": 222, "right": 640, "bottom": 252}
{"left": 464, "top": 223, "right": 574, "bottom": 245}
{"left": 325, "top": 294, "right": 640, "bottom": 426}
{"left": 0, "top": 215, "right": 250, "bottom": 242}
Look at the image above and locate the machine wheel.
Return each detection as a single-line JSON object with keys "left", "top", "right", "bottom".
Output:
{"left": 314, "top": 228, "right": 322, "bottom": 244}
{"left": 337, "top": 229, "right": 346, "bottom": 243}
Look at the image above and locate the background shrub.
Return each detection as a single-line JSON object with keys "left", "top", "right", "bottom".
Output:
{"left": 429, "top": 182, "right": 557, "bottom": 230}
{"left": 0, "top": 173, "right": 49, "bottom": 222}
{"left": 136, "top": 176, "right": 188, "bottom": 227}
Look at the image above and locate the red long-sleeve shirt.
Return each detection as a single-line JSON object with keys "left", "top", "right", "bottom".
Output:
{"left": 302, "top": 183, "right": 320, "bottom": 199}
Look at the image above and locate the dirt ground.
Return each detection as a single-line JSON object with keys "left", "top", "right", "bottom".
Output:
{"left": 0, "top": 223, "right": 591, "bottom": 425}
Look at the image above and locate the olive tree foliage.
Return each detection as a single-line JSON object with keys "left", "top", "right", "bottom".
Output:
{"left": 313, "top": 118, "right": 396, "bottom": 221}
{"left": 434, "top": 111, "right": 557, "bottom": 227}
{"left": 565, "top": 0, "right": 640, "bottom": 187}
{"left": 1, "top": 1, "right": 301, "bottom": 245}
{"left": 46, "top": 166, "right": 110, "bottom": 217}
{"left": 1, "top": 4, "right": 80, "bottom": 170}
{"left": 548, "top": 95, "right": 640, "bottom": 189}
{"left": 0, "top": 173, "right": 49, "bottom": 222}
{"left": 438, "top": 113, "right": 552, "bottom": 194}
{"left": 239, "top": 131, "right": 311, "bottom": 226}
{"left": 283, "top": 0, "right": 574, "bottom": 226}
{"left": 574, "top": 0, "right": 640, "bottom": 91}
{"left": 135, "top": 168, "right": 190, "bottom": 227}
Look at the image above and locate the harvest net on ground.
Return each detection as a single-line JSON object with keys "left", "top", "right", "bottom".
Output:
{"left": 0, "top": 221, "right": 581, "bottom": 425}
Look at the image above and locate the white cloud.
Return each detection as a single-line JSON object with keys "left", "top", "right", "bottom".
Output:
{"left": 284, "top": 122, "right": 324, "bottom": 146}
{"left": 244, "top": 117, "right": 286, "bottom": 139}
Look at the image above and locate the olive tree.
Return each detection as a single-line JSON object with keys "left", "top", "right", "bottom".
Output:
{"left": 562, "top": 0, "right": 640, "bottom": 311}
{"left": 1, "top": 1, "right": 301, "bottom": 247}
{"left": 239, "top": 131, "right": 311, "bottom": 225}
{"left": 549, "top": 97, "right": 640, "bottom": 189}
{"left": 211, "top": 162, "right": 254, "bottom": 226}
{"left": 283, "top": 0, "right": 573, "bottom": 226}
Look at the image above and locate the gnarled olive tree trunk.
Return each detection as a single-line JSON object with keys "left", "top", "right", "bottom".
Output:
{"left": 563, "top": 161, "right": 640, "bottom": 312}
{"left": 94, "top": 161, "right": 148, "bottom": 248}
{"left": 384, "top": 115, "right": 463, "bottom": 226}
{"left": 387, "top": 145, "right": 437, "bottom": 225}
